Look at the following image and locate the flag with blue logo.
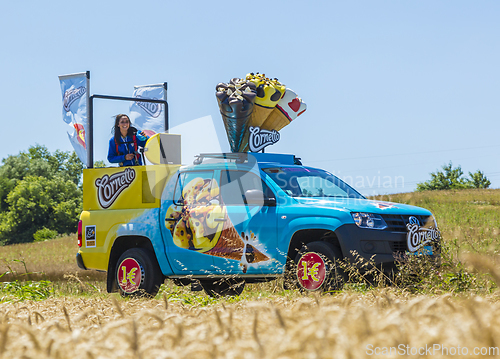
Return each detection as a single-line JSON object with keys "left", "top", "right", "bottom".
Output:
{"left": 58, "top": 72, "right": 89, "bottom": 166}
{"left": 129, "top": 83, "right": 166, "bottom": 135}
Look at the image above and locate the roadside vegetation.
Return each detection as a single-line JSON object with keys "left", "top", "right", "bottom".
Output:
{"left": 0, "top": 145, "right": 83, "bottom": 245}
{"left": 416, "top": 161, "right": 491, "bottom": 191}
{"left": 0, "top": 187, "right": 498, "bottom": 299}
{"left": 0, "top": 188, "right": 499, "bottom": 357}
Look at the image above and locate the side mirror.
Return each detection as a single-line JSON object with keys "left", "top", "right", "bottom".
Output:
{"left": 245, "top": 189, "right": 276, "bottom": 207}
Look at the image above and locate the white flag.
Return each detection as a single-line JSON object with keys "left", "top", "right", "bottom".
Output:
{"left": 129, "top": 83, "right": 166, "bottom": 135}
{"left": 59, "top": 72, "right": 89, "bottom": 166}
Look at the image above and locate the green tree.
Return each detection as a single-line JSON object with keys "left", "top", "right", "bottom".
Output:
{"left": 417, "top": 162, "right": 491, "bottom": 191}
{"left": 0, "top": 145, "right": 83, "bottom": 209}
{"left": 0, "top": 176, "right": 82, "bottom": 244}
{"left": 0, "top": 145, "right": 84, "bottom": 245}
{"left": 467, "top": 170, "right": 491, "bottom": 189}
{"left": 0, "top": 144, "right": 83, "bottom": 184}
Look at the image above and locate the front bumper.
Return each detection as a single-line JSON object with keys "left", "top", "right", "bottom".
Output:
{"left": 335, "top": 224, "right": 440, "bottom": 269}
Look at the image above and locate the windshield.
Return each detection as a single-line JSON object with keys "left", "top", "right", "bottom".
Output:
{"left": 263, "top": 167, "right": 365, "bottom": 199}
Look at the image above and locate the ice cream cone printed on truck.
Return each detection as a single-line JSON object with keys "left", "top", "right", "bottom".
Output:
{"left": 261, "top": 88, "right": 307, "bottom": 132}
{"left": 207, "top": 219, "right": 269, "bottom": 263}
{"left": 216, "top": 78, "right": 257, "bottom": 153}
{"left": 165, "top": 176, "right": 269, "bottom": 264}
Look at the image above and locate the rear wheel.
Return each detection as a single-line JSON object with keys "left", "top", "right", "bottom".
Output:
{"left": 290, "top": 241, "right": 346, "bottom": 292}
{"left": 200, "top": 278, "right": 245, "bottom": 297}
{"left": 115, "top": 248, "right": 164, "bottom": 298}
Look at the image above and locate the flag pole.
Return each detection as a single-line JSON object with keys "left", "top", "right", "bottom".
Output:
{"left": 86, "top": 71, "right": 93, "bottom": 168}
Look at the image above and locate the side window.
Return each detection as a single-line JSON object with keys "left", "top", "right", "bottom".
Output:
{"left": 220, "top": 170, "right": 273, "bottom": 205}
{"left": 262, "top": 181, "right": 275, "bottom": 199}
{"left": 175, "top": 171, "right": 218, "bottom": 206}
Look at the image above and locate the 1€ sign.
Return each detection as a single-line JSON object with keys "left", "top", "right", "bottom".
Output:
{"left": 117, "top": 258, "right": 142, "bottom": 293}
{"left": 296, "top": 252, "right": 326, "bottom": 290}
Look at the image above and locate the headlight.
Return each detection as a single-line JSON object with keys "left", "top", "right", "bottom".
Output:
{"left": 351, "top": 213, "right": 388, "bottom": 230}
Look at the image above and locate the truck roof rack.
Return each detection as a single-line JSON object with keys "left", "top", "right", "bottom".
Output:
{"left": 193, "top": 152, "right": 302, "bottom": 166}
{"left": 193, "top": 153, "right": 248, "bottom": 165}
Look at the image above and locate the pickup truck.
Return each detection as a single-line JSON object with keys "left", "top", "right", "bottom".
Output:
{"left": 77, "top": 151, "right": 440, "bottom": 297}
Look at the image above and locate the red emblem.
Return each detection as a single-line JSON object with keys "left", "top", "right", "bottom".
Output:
{"left": 372, "top": 202, "right": 397, "bottom": 209}
{"left": 73, "top": 123, "right": 86, "bottom": 149}
{"left": 288, "top": 98, "right": 301, "bottom": 112}
{"left": 117, "top": 258, "right": 142, "bottom": 293}
{"left": 296, "top": 252, "right": 326, "bottom": 290}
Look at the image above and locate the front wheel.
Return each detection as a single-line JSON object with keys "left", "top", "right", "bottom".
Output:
{"left": 200, "top": 278, "right": 245, "bottom": 297}
{"left": 115, "top": 248, "right": 164, "bottom": 298}
{"left": 290, "top": 241, "right": 346, "bottom": 292}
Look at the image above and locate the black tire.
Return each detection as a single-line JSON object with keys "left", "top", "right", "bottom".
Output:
{"left": 291, "top": 241, "right": 346, "bottom": 292}
{"left": 172, "top": 278, "right": 192, "bottom": 287}
{"left": 200, "top": 278, "right": 245, "bottom": 297}
{"left": 115, "top": 248, "right": 164, "bottom": 298}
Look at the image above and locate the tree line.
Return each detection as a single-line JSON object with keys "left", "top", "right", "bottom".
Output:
{"left": 416, "top": 162, "right": 491, "bottom": 191}
{"left": 0, "top": 145, "right": 83, "bottom": 245}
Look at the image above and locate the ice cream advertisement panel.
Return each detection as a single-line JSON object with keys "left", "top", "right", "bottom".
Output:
{"left": 164, "top": 172, "right": 271, "bottom": 273}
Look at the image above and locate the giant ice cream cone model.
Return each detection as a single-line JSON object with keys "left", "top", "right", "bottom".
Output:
{"left": 216, "top": 78, "right": 257, "bottom": 153}
{"left": 246, "top": 73, "right": 286, "bottom": 126}
{"left": 238, "top": 73, "right": 287, "bottom": 152}
{"left": 260, "top": 88, "right": 307, "bottom": 132}
{"left": 165, "top": 177, "right": 269, "bottom": 265}
{"left": 216, "top": 73, "right": 306, "bottom": 152}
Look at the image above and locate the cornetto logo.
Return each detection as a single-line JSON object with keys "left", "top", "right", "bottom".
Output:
{"left": 95, "top": 168, "right": 136, "bottom": 208}
{"left": 248, "top": 126, "right": 280, "bottom": 152}
{"left": 63, "top": 87, "right": 86, "bottom": 112}
{"left": 135, "top": 95, "right": 162, "bottom": 118}
{"left": 406, "top": 221, "right": 440, "bottom": 252}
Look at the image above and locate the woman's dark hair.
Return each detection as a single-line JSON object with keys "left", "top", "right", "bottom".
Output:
{"left": 112, "top": 114, "right": 138, "bottom": 143}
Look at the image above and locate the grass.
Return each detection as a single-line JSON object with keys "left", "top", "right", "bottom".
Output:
{"left": 0, "top": 289, "right": 499, "bottom": 358}
{"left": 372, "top": 188, "right": 500, "bottom": 255}
{"left": 0, "top": 190, "right": 500, "bottom": 359}
{"left": 0, "top": 189, "right": 499, "bottom": 357}
{"left": 0, "top": 188, "right": 499, "bottom": 299}
{"left": 0, "top": 235, "right": 106, "bottom": 283}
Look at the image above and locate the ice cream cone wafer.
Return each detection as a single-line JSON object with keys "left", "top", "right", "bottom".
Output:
{"left": 207, "top": 215, "right": 269, "bottom": 263}
{"left": 260, "top": 107, "right": 290, "bottom": 132}
{"left": 238, "top": 105, "right": 274, "bottom": 152}
{"left": 234, "top": 73, "right": 286, "bottom": 152}
{"left": 261, "top": 88, "right": 306, "bottom": 132}
{"left": 249, "top": 104, "right": 274, "bottom": 128}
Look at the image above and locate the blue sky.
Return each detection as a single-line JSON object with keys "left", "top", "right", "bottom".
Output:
{"left": 1, "top": 0, "right": 499, "bottom": 195}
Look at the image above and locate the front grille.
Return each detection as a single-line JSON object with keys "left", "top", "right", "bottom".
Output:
{"left": 389, "top": 240, "right": 407, "bottom": 252}
{"left": 381, "top": 214, "right": 433, "bottom": 232}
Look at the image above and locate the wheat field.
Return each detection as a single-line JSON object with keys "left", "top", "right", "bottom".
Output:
{"left": 1, "top": 189, "right": 500, "bottom": 358}
{"left": 0, "top": 290, "right": 499, "bottom": 358}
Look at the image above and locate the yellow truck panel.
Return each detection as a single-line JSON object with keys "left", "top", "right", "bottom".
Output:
{"left": 83, "top": 164, "right": 180, "bottom": 211}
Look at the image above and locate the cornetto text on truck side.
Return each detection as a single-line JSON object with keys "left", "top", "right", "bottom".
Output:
{"left": 77, "top": 152, "right": 440, "bottom": 297}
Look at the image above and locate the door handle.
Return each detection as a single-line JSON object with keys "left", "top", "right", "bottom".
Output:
{"left": 214, "top": 218, "right": 226, "bottom": 222}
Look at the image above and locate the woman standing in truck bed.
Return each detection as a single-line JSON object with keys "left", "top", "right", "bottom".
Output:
{"left": 108, "top": 114, "right": 149, "bottom": 166}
